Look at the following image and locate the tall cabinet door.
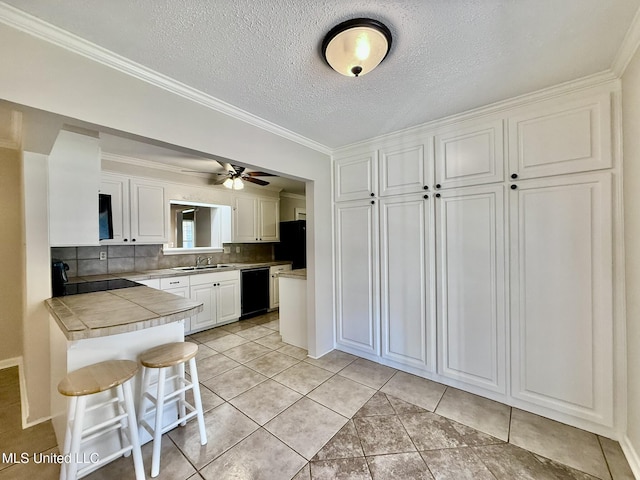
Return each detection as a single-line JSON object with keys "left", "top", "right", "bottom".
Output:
{"left": 510, "top": 172, "right": 613, "bottom": 427}
{"left": 435, "top": 184, "right": 506, "bottom": 393}
{"left": 129, "top": 179, "right": 167, "bottom": 243}
{"left": 380, "top": 194, "right": 435, "bottom": 371}
{"left": 335, "top": 199, "right": 380, "bottom": 356}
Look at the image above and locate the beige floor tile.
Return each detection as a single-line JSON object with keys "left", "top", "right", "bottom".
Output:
{"left": 420, "top": 447, "right": 497, "bottom": 480}
{"left": 338, "top": 358, "right": 397, "bottom": 389}
{"left": 264, "top": 398, "right": 348, "bottom": 460}
{"left": 203, "top": 333, "right": 250, "bottom": 352}
{"left": 353, "top": 415, "right": 416, "bottom": 456}
{"left": 186, "top": 384, "right": 224, "bottom": 414}
{"left": 599, "top": 436, "right": 635, "bottom": 480}
{"left": 273, "top": 362, "right": 334, "bottom": 395}
{"left": 195, "top": 353, "right": 240, "bottom": 381}
{"left": 380, "top": 371, "right": 446, "bottom": 412}
{"left": 194, "top": 344, "right": 217, "bottom": 362}
{"left": 264, "top": 320, "right": 280, "bottom": 331}
{"left": 245, "top": 351, "right": 301, "bottom": 377}
{"left": 307, "top": 375, "right": 376, "bottom": 418}
{"left": 292, "top": 463, "right": 311, "bottom": 480}
{"left": 190, "top": 328, "right": 229, "bottom": 344}
{"left": 222, "top": 342, "right": 271, "bottom": 363}
{"left": 367, "top": 452, "right": 434, "bottom": 480}
{"left": 304, "top": 350, "right": 357, "bottom": 373}
{"left": 235, "top": 325, "right": 274, "bottom": 341}
{"left": 509, "top": 409, "right": 611, "bottom": 480}
{"left": 202, "top": 365, "right": 268, "bottom": 400}
{"left": 0, "top": 447, "right": 60, "bottom": 480}
{"left": 278, "top": 344, "right": 309, "bottom": 360}
{"left": 354, "top": 392, "right": 396, "bottom": 417}
{"left": 219, "top": 321, "right": 257, "bottom": 333}
{"left": 310, "top": 457, "right": 372, "bottom": 480}
{"left": 199, "top": 429, "right": 306, "bottom": 480}
{"left": 312, "top": 420, "right": 364, "bottom": 461}
{"left": 254, "top": 332, "right": 287, "bottom": 350}
{"left": 229, "top": 379, "right": 302, "bottom": 425}
{"left": 386, "top": 394, "right": 429, "bottom": 415}
{"left": 435, "top": 387, "right": 511, "bottom": 441}
{"left": 168, "top": 403, "right": 258, "bottom": 469}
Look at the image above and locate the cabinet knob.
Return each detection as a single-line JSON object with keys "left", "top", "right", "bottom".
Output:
{"left": 423, "top": 185, "right": 429, "bottom": 190}
{"left": 255, "top": 238, "right": 258, "bottom": 241}
{"left": 123, "top": 239, "right": 128, "bottom": 242}
{"left": 371, "top": 200, "right": 375, "bottom": 205}
{"left": 435, "top": 193, "right": 441, "bottom": 198}
{"left": 435, "top": 184, "right": 441, "bottom": 189}
{"left": 132, "top": 239, "right": 136, "bottom": 242}
{"left": 370, "top": 192, "right": 375, "bottom": 197}
{"left": 511, "top": 184, "right": 518, "bottom": 190}
{"left": 423, "top": 194, "right": 429, "bottom": 199}
{"left": 511, "top": 173, "right": 518, "bottom": 179}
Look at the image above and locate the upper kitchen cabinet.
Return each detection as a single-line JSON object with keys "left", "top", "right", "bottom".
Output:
{"left": 49, "top": 130, "right": 101, "bottom": 246}
{"left": 100, "top": 173, "right": 167, "bottom": 244}
{"left": 378, "top": 140, "right": 434, "bottom": 197}
{"left": 334, "top": 151, "right": 377, "bottom": 202}
{"left": 507, "top": 90, "right": 612, "bottom": 180}
{"left": 232, "top": 195, "right": 279, "bottom": 243}
{"left": 434, "top": 119, "right": 504, "bottom": 189}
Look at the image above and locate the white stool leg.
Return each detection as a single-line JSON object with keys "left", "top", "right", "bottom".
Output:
{"left": 122, "top": 379, "right": 145, "bottom": 480}
{"left": 136, "top": 366, "right": 151, "bottom": 428}
{"left": 178, "top": 363, "right": 186, "bottom": 426}
{"left": 66, "top": 396, "right": 86, "bottom": 480}
{"left": 59, "top": 396, "right": 77, "bottom": 480}
{"left": 115, "top": 385, "right": 131, "bottom": 458}
{"left": 151, "top": 367, "right": 166, "bottom": 478}
{"left": 188, "top": 358, "right": 207, "bottom": 445}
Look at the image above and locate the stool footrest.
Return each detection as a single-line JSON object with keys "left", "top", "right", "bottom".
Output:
{"left": 80, "top": 416, "right": 127, "bottom": 445}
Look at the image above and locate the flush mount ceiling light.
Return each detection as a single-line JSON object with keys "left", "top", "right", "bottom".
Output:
{"left": 322, "top": 18, "right": 392, "bottom": 77}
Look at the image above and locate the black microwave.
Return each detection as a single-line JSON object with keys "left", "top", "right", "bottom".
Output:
{"left": 99, "top": 193, "right": 114, "bottom": 240}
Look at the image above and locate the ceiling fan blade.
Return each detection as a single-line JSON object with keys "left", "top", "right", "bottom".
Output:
{"left": 215, "top": 160, "right": 236, "bottom": 173}
{"left": 243, "top": 177, "right": 269, "bottom": 186}
{"left": 245, "top": 171, "right": 277, "bottom": 177}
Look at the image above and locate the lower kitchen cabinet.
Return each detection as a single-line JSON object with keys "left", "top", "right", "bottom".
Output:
{"left": 269, "top": 264, "right": 292, "bottom": 310}
{"left": 435, "top": 184, "right": 506, "bottom": 394}
{"left": 189, "top": 271, "right": 241, "bottom": 332}
{"left": 509, "top": 171, "right": 613, "bottom": 427}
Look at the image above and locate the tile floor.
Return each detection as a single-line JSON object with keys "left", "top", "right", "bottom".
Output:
{"left": 0, "top": 311, "right": 635, "bottom": 479}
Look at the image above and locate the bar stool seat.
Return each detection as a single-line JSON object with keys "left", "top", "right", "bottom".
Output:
{"left": 138, "top": 342, "right": 207, "bottom": 478}
{"left": 58, "top": 360, "right": 144, "bottom": 480}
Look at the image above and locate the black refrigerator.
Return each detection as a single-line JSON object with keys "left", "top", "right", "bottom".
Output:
{"left": 275, "top": 220, "right": 306, "bottom": 269}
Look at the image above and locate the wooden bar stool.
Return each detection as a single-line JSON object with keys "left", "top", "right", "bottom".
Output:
{"left": 137, "top": 342, "right": 207, "bottom": 477}
{"left": 58, "top": 360, "right": 144, "bottom": 480}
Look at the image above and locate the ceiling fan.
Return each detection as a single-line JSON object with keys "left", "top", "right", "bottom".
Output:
{"left": 183, "top": 160, "right": 276, "bottom": 189}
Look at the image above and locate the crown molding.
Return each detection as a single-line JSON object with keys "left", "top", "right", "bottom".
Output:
{"left": 334, "top": 70, "right": 619, "bottom": 155}
{"left": 101, "top": 151, "right": 193, "bottom": 174}
{"left": 612, "top": 6, "right": 640, "bottom": 77}
{"left": 280, "top": 192, "right": 305, "bottom": 200}
{"left": 0, "top": 2, "right": 332, "bottom": 156}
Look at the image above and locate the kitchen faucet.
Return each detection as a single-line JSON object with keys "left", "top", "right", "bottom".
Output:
{"left": 195, "top": 256, "right": 212, "bottom": 267}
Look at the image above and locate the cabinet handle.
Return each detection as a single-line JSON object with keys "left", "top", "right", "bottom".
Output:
{"left": 511, "top": 173, "right": 518, "bottom": 179}
{"left": 370, "top": 192, "right": 375, "bottom": 197}
{"left": 423, "top": 185, "right": 429, "bottom": 190}
{"left": 169, "top": 281, "right": 179, "bottom": 285}
{"left": 423, "top": 194, "right": 429, "bottom": 199}
{"left": 435, "top": 193, "right": 441, "bottom": 198}
{"left": 511, "top": 184, "right": 518, "bottom": 190}
{"left": 435, "top": 184, "right": 441, "bottom": 189}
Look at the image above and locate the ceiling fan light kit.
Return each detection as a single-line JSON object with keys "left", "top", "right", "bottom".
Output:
{"left": 322, "top": 18, "right": 392, "bottom": 77}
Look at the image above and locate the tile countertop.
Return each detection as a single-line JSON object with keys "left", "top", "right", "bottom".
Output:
{"left": 279, "top": 268, "right": 307, "bottom": 280}
{"left": 46, "top": 287, "right": 203, "bottom": 341}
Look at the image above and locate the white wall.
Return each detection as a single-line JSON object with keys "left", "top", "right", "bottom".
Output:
{"left": 622, "top": 43, "right": 640, "bottom": 473}
{"left": 280, "top": 193, "right": 306, "bottom": 222}
{"left": 0, "top": 23, "right": 333, "bottom": 421}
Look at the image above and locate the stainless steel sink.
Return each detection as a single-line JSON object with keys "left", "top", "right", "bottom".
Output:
{"left": 172, "top": 264, "right": 235, "bottom": 271}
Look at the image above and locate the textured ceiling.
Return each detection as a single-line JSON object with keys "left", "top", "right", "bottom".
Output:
{"left": 4, "top": 0, "right": 640, "bottom": 149}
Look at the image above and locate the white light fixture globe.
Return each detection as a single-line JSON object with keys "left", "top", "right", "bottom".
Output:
{"left": 322, "top": 18, "right": 392, "bottom": 77}
{"left": 223, "top": 177, "right": 234, "bottom": 189}
{"left": 233, "top": 177, "right": 244, "bottom": 190}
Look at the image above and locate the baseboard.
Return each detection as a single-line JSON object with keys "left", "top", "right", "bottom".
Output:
{"left": 0, "top": 356, "right": 21, "bottom": 370}
{"left": 620, "top": 434, "right": 640, "bottom": 478}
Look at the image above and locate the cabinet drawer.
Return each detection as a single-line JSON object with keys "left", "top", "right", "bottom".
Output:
{"left": 270, "top": 265, "right": 292, "bottom": 274}
{"left": 136, "top": 278, "right": 160, "bottom": 289}
{"left": 160, "top": 276, "right": 189, "bottom": 290}
{"left": 190, "top": 269, "right": 239, "bottom": 286}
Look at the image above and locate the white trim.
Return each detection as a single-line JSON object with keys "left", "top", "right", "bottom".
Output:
{"left": 0, "top": 110, "right": 22, "bottom": 149}
{"left": 612, "top": 6, "right": 640, "bottom": 77}
{"left": 0, "top": 357, "right": 49, "bottom": 429}
{"left": 102, "top": 152, "right": 196, "bottom": 174}
{"left": 280, "top": 192, "right": 305, "bottom": 200}
{"left": 0, "top": 2, "right": 331, "bottom": 156}
{"left": 620, "top": 435, "right": 640, "bottom": 479}
{"left": 0, "top": 355, "right": 21, "bottom": 370}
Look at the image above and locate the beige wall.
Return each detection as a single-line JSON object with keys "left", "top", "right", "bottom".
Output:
{"left": 0, "top": 145, "right": 23, "bottom": 362}
{"left": 622, "top": 45, "right": 640, "bottom": 466}
{"left": 280, "top": 194, "right": 306, "bottom": 222}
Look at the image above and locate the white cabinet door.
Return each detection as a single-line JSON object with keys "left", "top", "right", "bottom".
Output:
{"left": 334, "top": 151, "right": 378, "bottom": 202}
{"left": 270, "top": 264, "right": 292, "bottom": 310}
{"left": 335, "top": 199, "right": 380, "bottom": 355}
{"left": 508, "top": 92, "right": 612, "bottom": 179}
{"left": 99, "top": 174, "right": 130, "bottom": 244}
{"left": 233, "top": 196, "right": 258, "bottom": 242}
{"left": 189, "top": 283, "right": 216, "bottom": 332}
{"left": 129, "top": 179, "right": 167, "bottom": 243}
{"left": 510, "top": 172, "right": 613, "bottom": 427}
{"left": 259, "top": 198, "right": 279, "bottom": 241}
{"left": 164, "top": 285, "right": 191, "bottom": 333}
{"left": 48, "top": 130, "right": 101, "bottom": 246}
{"left": 379, "top": 194, "right": 435, "bottom": 372}
{"left": 216, "top": 279, "right": 241, "bottom": 324}
{"left": 434, "top": 119, "right": 504, "bottom": 189}
{"left": 435, "top": 185, "right": 506, "bottom": 393}
{"left": 378, "top": 140, "right": 433, "bottom": 197}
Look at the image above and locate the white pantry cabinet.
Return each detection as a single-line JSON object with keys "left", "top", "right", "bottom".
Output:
{"left": 334, "top": 151, "right": 378, "bottom": 202}
{"left": 189, "top": 270, "right": 240, "bottom": 332}
{"left": 509, "top": 172, "right": 613, "bottom": 426}
{"left": 100, "top": 173, "right": 167, "bottom": 244}
{"left": 232, "top": 195, "right": 280, "bottom": 242}
{"left": 49, "top": 130, "right": 101, "bottom": 246}
{"left": 379, "top": 194, "right": 435, "bottom": 372}
{"left": 378, "top": 141, "right": 433, "bottom": 197}
{"left": 435, "top": 184, "right": 506, "bottom": 393}
{"left": 334, "top": 199, "right": 380, "bottom": 356}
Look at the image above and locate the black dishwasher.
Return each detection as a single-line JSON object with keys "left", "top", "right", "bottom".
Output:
{"left": 240, "top": 267, "right": 270, "bottom": 319}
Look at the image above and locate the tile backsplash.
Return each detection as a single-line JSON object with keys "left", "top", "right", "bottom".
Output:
{"left": 51, "top": 244, "right": 275, "bottom": 278}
